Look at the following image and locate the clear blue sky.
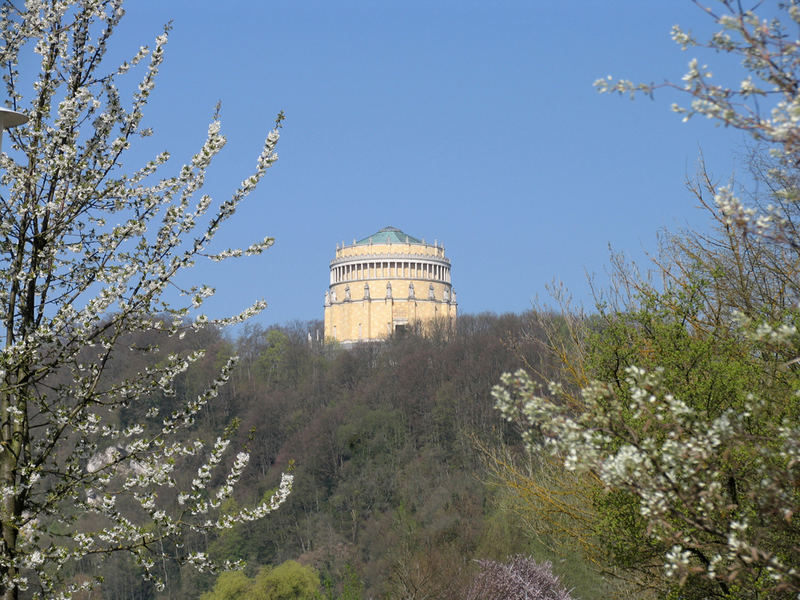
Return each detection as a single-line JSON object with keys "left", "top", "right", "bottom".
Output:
{"left": 109, "top": 1, "right": 746, "bottom": 327}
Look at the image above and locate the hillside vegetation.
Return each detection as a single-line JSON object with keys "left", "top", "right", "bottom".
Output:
{"left": 82, "top": 313, "right": 622, "bottom": 600}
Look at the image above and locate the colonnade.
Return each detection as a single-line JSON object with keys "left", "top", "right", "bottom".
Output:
{"left": 330, "top": 260, "right": 451, "bottom": 285}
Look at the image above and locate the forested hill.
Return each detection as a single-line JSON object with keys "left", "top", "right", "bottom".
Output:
{"left": 91, "top": 312, "right": 593, "bottom": 600}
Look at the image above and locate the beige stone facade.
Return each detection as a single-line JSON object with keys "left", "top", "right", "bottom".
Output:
{"left": 324, "top": 226, "right": 457, "bottom": 345}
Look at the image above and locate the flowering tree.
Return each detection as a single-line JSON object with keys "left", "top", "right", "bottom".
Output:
{"left": 465, "top": 556, "right": 573, "bottom": 600}
{"left": 0, "top": 1, "right": 292, "bottom": 598}
{"left": 495, "top": 2, "right": 800, "bottom": 598}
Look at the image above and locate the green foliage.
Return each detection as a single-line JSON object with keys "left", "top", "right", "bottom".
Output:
{"left": 199, "top": 571, "right": 253, "bottom": 600}
{"left": 201, "top": 561, "right": 320, "bottom": 600}
{"left": 257, "top": 330, "right": 291, "bottom": 386}
{"left": 252, "top": 561, "right": 321, "bottom": 600}
{"left": 479, "top": 444, "right": 646, "bottom": 599}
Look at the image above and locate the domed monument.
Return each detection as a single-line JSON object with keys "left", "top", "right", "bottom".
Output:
{"left": 324, "top": 226, "right": 457, "bottom": 345}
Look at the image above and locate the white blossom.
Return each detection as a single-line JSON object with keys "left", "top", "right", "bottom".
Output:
{"left": 0, "top": 1, "right": 289, "bottom": 596}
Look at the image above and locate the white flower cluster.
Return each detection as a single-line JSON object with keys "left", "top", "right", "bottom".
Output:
{"left": 556, "top": 2, "right": 800, "bottom": 593}
{"left": 493, "top": 362, "right": 800, "bottom": 592}
{"left": 0, "top": 0, "right": 289, "bottom": 596}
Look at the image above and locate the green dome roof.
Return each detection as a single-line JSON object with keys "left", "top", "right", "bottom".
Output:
{"left": 356, "top": 226, "right": 422, "bottom": 245}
